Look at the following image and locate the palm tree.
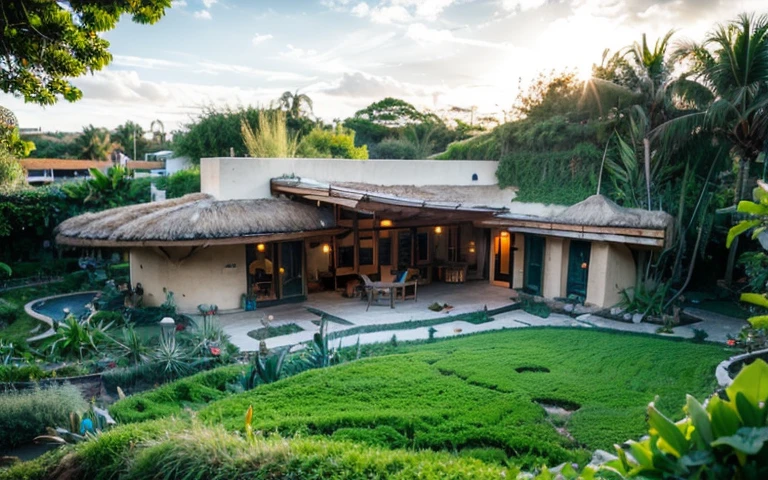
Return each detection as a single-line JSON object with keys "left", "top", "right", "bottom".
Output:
{"left": 661, "top": 13, "right": 768, "bottom": 200}
{"left": 150, "top": 119, "right": 166, "bottom": 145}
{"left": 278, "top": 90, "right": 313, "bottom": 119}
{"left": 78, "top": 125, "right": 119, "bottom": 160}
{"left": 656, "top": 13, "right": 768, "bottom": 283}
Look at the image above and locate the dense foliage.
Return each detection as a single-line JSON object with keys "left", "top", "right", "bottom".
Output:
{"left": 0, "top": 0, "right": 170, "bottom": 105}
{"left": 0, "top": 384, "right": 87, "bottom": 448}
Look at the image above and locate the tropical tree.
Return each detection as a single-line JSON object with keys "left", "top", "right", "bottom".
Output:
{"left": 77, "top": 125, "right": 119, "bottom": 160}
{"left": 278, "top": 90, "right": 314, "bottom": 119}
{"left": 63, "top": 166, "right": 133, "bottom": 208}
{"left": 112, "top": 121, "right": 148, "bottom": 160}
{"left": 174, "top": 106, "right": 263, "bottom": 163}
{"left": 659, "top": 13, "right": 768, "bottom": 282}
{"left": 0, "top": 0, "right": 170, "bottom": 105}
{"left": 150, "top": 119, "right": 167, "bottom": 145}
{"left": 663, "top": 13, "right": 768, "bottom": 201}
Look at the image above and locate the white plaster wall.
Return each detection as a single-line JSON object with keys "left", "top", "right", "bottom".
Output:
{"left": 586, "top": 243, "right": 636, "bottom": 307}
{"left": 201, "top": 158, "right": 500, "bottom": 200}
{"left": 130, "top": 245, "right": 246, "bottom": 312}
{"left": 165, "top": 156, "right": 193, "bottom": 175}
{"left": 542, "top": 237, "right": 566, "bottom": 299}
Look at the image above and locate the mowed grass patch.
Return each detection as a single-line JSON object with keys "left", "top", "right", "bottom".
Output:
{"left": 198, "top": 328, "right": 728, "bottom": 467}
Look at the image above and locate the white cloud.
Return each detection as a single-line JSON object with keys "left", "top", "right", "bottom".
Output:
{"left": 197, "top": 60, "right": 317, "bottom": 82}
{"left": 172, "top": 0, "right": 188, "bottom": 7}
{"left": 113, "top": 55, "right": 187, "bottom": 70}
{"left": 202, "top": 0, "right": 217, "bottom": 8}
{"left": 351, "top": 2, "right": 370, "bottom": 17}
{"left": 252, "top": 33, "right": 274, "bottom": 46}
{"left": 370, "top": 5, "right": 412, "bottom": 24}
{"left": 394, "top": 0, "right": 456, "bottom": 21}
{"left": 193, "top": 9, "right": 211, "bottom": 20}
{"left": 406, "top": 23, "right": 514, "bottom": 50}
{"left": 319, "top": 71, "right": 434, "bottom": 98}
{"left": 499, "top": 0, "right": 547, "bottom": 12}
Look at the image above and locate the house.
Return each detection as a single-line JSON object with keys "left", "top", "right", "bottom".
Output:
{"left": 20, "top": 158, "right": 166, "bottom": 184}
{"left": 55, "top": 157, "right": 672, "bottom": 312}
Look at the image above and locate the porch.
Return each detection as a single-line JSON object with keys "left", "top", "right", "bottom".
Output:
{"left": 217, "top": 281, "right": 524, "bottom": 351}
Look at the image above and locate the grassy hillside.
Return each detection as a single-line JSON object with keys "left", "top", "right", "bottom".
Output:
{"left": 5, "top": 328, "right": 729, "bottom": 478}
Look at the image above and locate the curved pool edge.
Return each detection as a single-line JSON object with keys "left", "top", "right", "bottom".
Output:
{"left": 715, "top": 347, "right": 768, "bottom": 388}
{"left": 24, "top": 290, "right": 100, "bottom": 343}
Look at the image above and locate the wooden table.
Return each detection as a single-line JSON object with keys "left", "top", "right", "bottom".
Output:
{"left": 366, "top": 282, "right": 398, "bottom": 310}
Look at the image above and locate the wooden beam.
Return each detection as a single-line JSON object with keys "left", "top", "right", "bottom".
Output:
{"left": 506, "top": 226, "right": 664, "bottom": 248}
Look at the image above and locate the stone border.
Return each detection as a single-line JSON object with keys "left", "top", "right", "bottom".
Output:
{"left": 23, "top": 290, "right": 99, "bottom": 342}
{"left": 715, "top": 348, "right": 768, "bottom": 387}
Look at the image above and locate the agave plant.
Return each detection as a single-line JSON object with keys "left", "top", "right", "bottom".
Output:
{"left": 242, "top": 349, "right": 287, "bottom": 389}
{"left": 47, "top": 314, "right": 112, "bottom": 361}
{"left": 303, "top": 316, "right": 340, "bottom": 369}
{"left": 152, "top": 333, "right": 191, "bottom": 380}
{"left": 110, "top": 325, "right": 150, "bottom": 365}
{"left": 604, "top": 359, "right": 768, "bottom": 478}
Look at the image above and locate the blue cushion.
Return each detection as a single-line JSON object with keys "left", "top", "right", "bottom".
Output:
{"left": 397, "top": 271, "right": 408, "bottom": 283}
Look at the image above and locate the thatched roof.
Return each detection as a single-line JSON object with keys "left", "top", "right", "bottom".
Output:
{"left": 56, "top": 193, "right": 337, "bottom": 247}
{"left": 553, "top": 195, "right": 672, "bottom": 229}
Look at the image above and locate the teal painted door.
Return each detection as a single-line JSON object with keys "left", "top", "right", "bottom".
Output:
{"left": 566, "top": 241, "right": 591, "bottom": 302}
{"left": 524, "top": 235, "right": 545, "bottom": 295}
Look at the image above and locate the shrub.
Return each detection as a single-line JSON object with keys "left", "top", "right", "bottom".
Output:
{"left": 0, "top": 383, "right": 87, "bottom": 448}
{"left": 90, "top": 310, "right": 124, "bottom": 326}
{"left": 165, "top": 168, "right": 201, "bottom": 198}
{"left": 370, "top": 138, "right": 419, "bottom": 159}
{"left": 109, "top": 365, "right": 243, "bottom": 423}
{"left": 0, "top": 299, "right": 19, "bottom": 325}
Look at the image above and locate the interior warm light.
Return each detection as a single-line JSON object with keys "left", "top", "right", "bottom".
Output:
{"left": 322, "top": 244, "right": 331, "bottom": 254}
{"left": 500, "top": 231, "right": 509, "bottom": 238}
{"left": 279, "top": 267, "right": 285, "bottom": 275}
{"left": 469, "top": 247, "right": 476, "bottom": 253}
{"left": 434, "top": 226, "right": 443, "bottom": 234}
{"left": 380, "top": 219, "right": 393, "bottom": 228}
{"left": 256, "top": 243, "right": 266, "bottom": 252}
{"left": 581, "top": 262, "right": 588, "bottom": 269}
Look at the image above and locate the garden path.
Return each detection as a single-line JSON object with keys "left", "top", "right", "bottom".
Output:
{"left": 213, "top": 282, "right": 748, "bottom": 352}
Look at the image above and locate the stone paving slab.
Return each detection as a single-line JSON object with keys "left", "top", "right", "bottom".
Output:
{"left": 217, "top": 283, "right": 748, "bottom": 352}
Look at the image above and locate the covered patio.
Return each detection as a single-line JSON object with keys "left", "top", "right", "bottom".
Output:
{"left": 217, "top": 281, "right": 519, "bottom": 351}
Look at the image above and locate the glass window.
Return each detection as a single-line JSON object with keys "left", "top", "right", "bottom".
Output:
{"left": 337, "top": 246, "right": 354, "bottom": 268}
{"left": 378, "top": 237, "right": 392, "bottom": 265}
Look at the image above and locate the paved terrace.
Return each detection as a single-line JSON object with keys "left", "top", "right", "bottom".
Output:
{"left": 213, "top": 282, "right": 748, "bottom": 352}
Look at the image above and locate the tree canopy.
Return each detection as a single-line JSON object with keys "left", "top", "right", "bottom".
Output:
{"left": 0, "top": 0, "right": 171, "bottom": 105}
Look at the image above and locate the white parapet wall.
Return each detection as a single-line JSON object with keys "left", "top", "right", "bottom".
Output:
{"left": 201, "top": 157, "right": 500, "bottom": 200}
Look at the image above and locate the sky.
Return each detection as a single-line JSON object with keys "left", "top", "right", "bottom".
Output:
{"left": 2, "top": 0, "right": 765, "bottom": 134}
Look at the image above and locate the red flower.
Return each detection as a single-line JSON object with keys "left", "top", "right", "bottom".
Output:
{"left": 210, "top": 346, "right": 221, "bottom": 356}
{"left": 727, "top": 339, "right": 737, "bottom": 347}
{"left": 175, "top": 323, "right": 186, "bottom": 332}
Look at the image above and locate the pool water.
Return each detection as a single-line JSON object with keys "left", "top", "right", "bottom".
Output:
{"left": 31, "top": 292, "right": 97, "bottom": 321}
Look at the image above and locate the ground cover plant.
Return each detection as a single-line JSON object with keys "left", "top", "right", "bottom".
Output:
{"left": 107, "top": 328, "right": 728, "bottom": 469}
{"left": 246, "top": 322, "right": 303, "bottom": 341}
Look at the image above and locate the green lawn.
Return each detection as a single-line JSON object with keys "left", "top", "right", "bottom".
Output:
{"left": 112, "top": 328, "right": 728, "bottom": 468}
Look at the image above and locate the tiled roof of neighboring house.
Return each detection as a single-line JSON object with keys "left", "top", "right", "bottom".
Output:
{"left": 127, "top": 160, "right": 165, "bottom": 170}
{"left": 20, "top": 159, "right": 166, "bottom": 171}
{"left": 55, "top": 193, "right": 340, "bottom": 247}
{"left": 20, "top": 159, "right": 111, "bottom": 171}
{"left": 19, "top": 158, "right": 165, "bottom": 170}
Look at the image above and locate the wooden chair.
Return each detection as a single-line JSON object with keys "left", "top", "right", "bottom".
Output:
{"left": 359, "top": 274, "right": 396, "bottom": 311}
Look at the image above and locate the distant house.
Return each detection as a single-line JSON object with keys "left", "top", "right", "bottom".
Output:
{"left": 20, "top": 158, "right": 166, "bottom": 184}
{"left": 56, "top": 158, "right": 673, "bottom": 312}
{"left": 144, "top": 150, "right": 192, "bottom": 176}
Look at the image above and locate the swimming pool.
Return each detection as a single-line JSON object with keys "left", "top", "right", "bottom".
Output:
{"left": 30, "top": 292, "right": 98, "bottom": 322}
